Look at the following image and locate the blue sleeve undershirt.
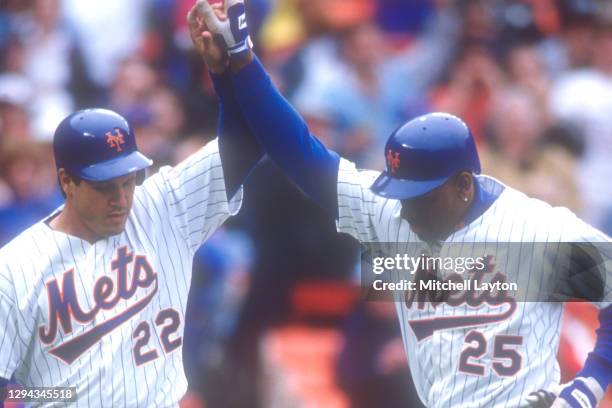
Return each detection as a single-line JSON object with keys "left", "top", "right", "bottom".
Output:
{"left": 230, "top": 57, "right": 341, "bottom": 218}
{"left": 210, "top": 71, "right": 264, "bottom": 201}
{"left": 578, "top": 305, "right": 612, "bottom": 390}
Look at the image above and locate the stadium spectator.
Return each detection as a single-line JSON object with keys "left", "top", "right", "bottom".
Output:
{"left": 549, "top": 3, "right": 612, "bottom": 232}
{"left": 482, "top": 86, "right": 580, "bottom": 211}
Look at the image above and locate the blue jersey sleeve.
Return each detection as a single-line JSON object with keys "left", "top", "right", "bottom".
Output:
{"left": 578, "top": 305, "right": 612, "bottom": 389}
{"left": 211, "top": 71, "right": 264, "bottom": 201}
{"left": 230, "top": 56, "right": 341, "bottom": 218}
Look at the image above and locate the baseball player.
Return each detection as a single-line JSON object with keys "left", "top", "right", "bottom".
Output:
{"left": 0, "top": 44, "right": 262, "bottom": 407}
{"left": 190, "top": 1, "right": 611, "bottom": 407}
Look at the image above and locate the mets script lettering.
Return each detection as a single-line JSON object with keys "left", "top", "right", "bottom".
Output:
{"left": 39, "top": 246, "right": 158, "bottom": 364}
{"left": 405, "top": 256, "right": 517, "bottom": 341}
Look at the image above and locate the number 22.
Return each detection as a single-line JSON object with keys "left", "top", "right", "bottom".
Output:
{"left": 133, "top": 308, "right": 182, "bottom": 366}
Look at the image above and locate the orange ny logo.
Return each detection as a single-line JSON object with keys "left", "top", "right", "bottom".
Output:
{"left": 387, "top": 149, "right": 401, "bottom": 173}
{"left": 106, "top": 129, "right": 125, "bottom": 152}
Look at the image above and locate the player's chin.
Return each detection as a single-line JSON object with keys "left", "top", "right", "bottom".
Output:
{"left": 413, "top": 225, "right": 450, "bottom": 242}
{"left": 410, "top": 224, "right": 436, "bottom": 241}
{"left": 102, "top": 215, "right": 128, "bottom": 235}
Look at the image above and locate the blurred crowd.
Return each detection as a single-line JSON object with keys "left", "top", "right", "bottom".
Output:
{"left": 1, "top": 0, "right": 611, "bottom": 407}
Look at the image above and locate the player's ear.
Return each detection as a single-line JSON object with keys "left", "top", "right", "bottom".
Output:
{"left": 57, "top": 168, "right": 77, "bottom": 198}
{"left": 455, "top": 171, "right": 472, "bottom": 197}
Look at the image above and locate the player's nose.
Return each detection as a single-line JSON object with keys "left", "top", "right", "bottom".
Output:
{"left": 109, "top": 185, "right": 131, "bottom": 208}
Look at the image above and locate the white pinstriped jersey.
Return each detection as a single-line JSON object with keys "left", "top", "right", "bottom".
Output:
{"left": 0, "top": 139, "right": 242, "bottom": 407}
{"left": 336, "top": 158, "right": 611, "bottom": 408}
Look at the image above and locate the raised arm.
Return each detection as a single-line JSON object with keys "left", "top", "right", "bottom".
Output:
{"left": 188, "top": 3, "right": 263, "bottom": 200}
{"left": 193, "top": 0, "right": 341, "bottom": 218}
{"left": 211, "top": 70, "right": 263, "bottom": 199}
{"left": 231, "top": 54, "right": 340, "bottom": 217}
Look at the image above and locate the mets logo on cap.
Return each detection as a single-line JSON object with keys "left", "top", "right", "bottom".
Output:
{"left": 106, "top": 128, "right": 125, "bottom": 152}
{"left": 386, "top": 149, "right": 401, "bottom": 173}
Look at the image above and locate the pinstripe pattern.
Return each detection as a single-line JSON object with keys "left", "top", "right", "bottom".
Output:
{"left": 336, "top": 158, "right": 611, "bottom": 408}
{"left": 0, "top": 139, "right": 242, "bottom": 407}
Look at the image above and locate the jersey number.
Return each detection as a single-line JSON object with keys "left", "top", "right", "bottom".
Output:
{"left": 458, "top": 331, "right": 522, "bottom": 377}
{"left": 133, "top": 308, "right": 182, "bottom": 366}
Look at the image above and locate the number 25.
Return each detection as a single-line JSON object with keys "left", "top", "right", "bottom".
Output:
{"left": 458, "top": 331, "right": 522, "bottom": 377}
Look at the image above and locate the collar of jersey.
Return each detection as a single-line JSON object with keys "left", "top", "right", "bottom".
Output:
{"left": 463, "top": 174, "right": 503, "bottom": 227}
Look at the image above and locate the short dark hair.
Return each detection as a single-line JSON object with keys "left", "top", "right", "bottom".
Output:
{"left": 57, "top": 169, "right": 81, "bottom": 198}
